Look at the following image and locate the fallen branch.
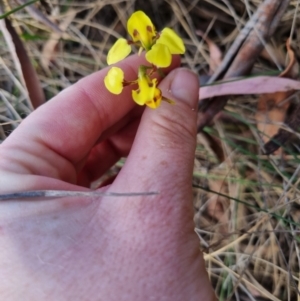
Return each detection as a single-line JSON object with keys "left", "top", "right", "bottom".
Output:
{"left": 198, "top": 0, "right": 291, "bottom": 131}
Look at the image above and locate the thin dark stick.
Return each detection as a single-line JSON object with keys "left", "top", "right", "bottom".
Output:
{"left": 0, "top": 190, "right": 159, "bottom": 201}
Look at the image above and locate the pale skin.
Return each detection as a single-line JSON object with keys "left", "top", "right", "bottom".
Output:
{"left": 0, "top": 55, "right": 216, "bottom": 301}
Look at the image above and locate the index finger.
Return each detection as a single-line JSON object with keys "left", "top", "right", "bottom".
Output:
{"left": 1, "top": 55, "right": 180, "bottom": 169}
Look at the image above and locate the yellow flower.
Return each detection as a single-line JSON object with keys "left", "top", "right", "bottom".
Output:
{"left": 104, "top": 11, "right": 186, "bottom": 110}
{"left": 156, "top": 28, "right": 185, "bottom": 54}
{"left": 132, "top": 73, "right": 162, "bottom": 109}
{"left": 127, "top": 10, "right": 156, "bottom": 50}
{"left": 145, "top": 44, "right": 171, "bottom": 68}
{"left": 104, "top": 67, "right": 124, "bottom": 94}
{"left": 106, "top": 11, "right": 185, "bottom": 68}
{"left": 107, "top": 38, "right": 132, "bottom": 65}
{"left": 145, "top": 28, "right": 185, "bottom": 68}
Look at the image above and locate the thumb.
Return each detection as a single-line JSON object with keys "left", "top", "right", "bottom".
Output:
{"left": 101, "top": 69, "right": 214, "bottom": 300}
{"left": 112, "top": 68, "right": 199, "bottom": 196}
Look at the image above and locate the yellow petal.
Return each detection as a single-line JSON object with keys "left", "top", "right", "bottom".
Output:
{"left": 145, "top": 86, "right": 162, "bottom": 109}
{"left": 127, "top": 11, "right": 156, "bottom": 50}
{"left": 132, "top": 76, "right": 149, "bottom": 105}
{"left": 145, "top": 43, "right": 171, "bottom": 68}
{"left": 132, "top": 77, "right": 162, "bottom": 109}
{"left": 132, "top": 90, "right": 145, "bottom": 106}
{"left": 107, "top": 38, "right": 132, "bottom": 65}
{"left": 156, "top": 27, "right": 185, "bottom": 54}
{"left": 104, "top": 67, "right": 124, "bottom": 94}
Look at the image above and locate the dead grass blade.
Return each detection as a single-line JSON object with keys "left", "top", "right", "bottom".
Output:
{"left": 196, "top": 29, "right": 222, "bottom": 74}
{"left": 0, "top": 12, "right": 25, "bottom": 87}
{"left": 4, "top": 18, "right": 45, "bottom": 109}
{"left": 41, "top": 10, "right": 77, "bottom": 71}
{"left": 198, "top": 0, "right": 291, "bottom": 131}
{"left": 15, "top": 0, "right": 62, "bottom": 34}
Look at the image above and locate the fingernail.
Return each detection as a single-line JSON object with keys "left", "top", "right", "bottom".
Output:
{"left": 170, "top": 68, "right": 199, "bottom": 107}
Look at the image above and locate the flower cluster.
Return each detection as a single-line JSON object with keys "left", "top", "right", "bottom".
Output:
{"left": 104, "top": 11, "right": 185, "bottom": 109}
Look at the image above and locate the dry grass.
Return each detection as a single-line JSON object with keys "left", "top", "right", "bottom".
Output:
{"left": 1, "top": 0, "right": 300, "bottom": 300}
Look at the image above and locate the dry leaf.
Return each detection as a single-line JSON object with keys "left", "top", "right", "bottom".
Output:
{"left": 256, "top": 91, "right": 292, "bottom": 153}
{"left": 199, "top": 76, "right": 300, "bottom": 100}
{"left": 279, "top": 38, "right": 298, "bottom": 78}
{"left": 256, "top": 38, "right": 298, "bottom": 154}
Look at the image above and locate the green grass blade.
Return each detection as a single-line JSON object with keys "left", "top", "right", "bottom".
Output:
{"left": 0, "top": 0, "right": 40, "bottom": 20}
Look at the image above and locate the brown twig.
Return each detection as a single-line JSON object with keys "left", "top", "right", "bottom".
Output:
{"left": 198, "top": 0, "right": 291, "bottom": 131}
{"left": 5, "top": 18, "right": 46, "bottom": 108}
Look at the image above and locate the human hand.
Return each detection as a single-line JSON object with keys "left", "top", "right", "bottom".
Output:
{"left": 0, "top": 55, "right": 216, "bottom": 300}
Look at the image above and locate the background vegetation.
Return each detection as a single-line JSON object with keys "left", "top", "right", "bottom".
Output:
{"left": 0, "top": 1, "right": 300, "bottom": 300}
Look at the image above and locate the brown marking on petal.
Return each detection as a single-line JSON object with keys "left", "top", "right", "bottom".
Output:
{"left": 148, "top": 82, "right": 154, "bottom": 87}
{"left": 146, "top": 25, "right": 153, "bottom": 33}
{"left": 133, "top": 29, "right": 139, "bottom": 37}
